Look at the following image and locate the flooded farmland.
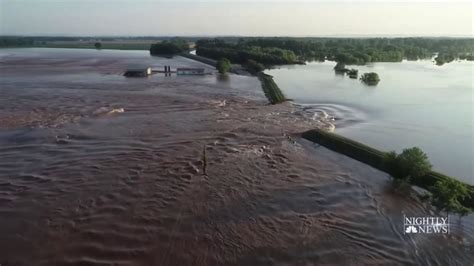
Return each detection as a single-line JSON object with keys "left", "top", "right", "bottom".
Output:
{"left": 0, "top": 48, "right": 473, "bottom": 265}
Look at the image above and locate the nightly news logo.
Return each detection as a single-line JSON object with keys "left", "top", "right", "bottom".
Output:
{"left": 404, "top": 215, "right": 449, "bottom": 234}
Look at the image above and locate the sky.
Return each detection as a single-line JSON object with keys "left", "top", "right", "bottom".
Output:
{"left": 0, "top": 0, "right": 473, "bottom": 37}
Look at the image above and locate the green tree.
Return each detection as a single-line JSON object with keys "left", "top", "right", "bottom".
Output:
{"left": 245, "top": 59, "right": 265, "bottom": 74}
{"left": 334, "top": 62, "right": 347, "bottom": 72}
{"left": 384, "top": 147, "right": 432, "bottom": 182}
{"left": 347, "top": 69, "right": 358, "bottom": 78}
{"left": 430, "top": 178, "right": 472, "bottom": 216}
{"left": 360, "top": 72, "right": 381, "bottom": 85}
{"left": 435, "top": 53, "right": 455, "bottom": 66}
{"left": 195, "top": 37, "right": 474, "bottom": 67}
{"left": 94, "top": 42, "right": 102, "bottom": 49}
{"left": 216, "top": 58, "right": 231, "bottom": 74}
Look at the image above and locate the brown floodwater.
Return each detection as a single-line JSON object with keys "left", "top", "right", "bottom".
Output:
{"left": 0, "top": 48, "right": 473, "bottom": 265}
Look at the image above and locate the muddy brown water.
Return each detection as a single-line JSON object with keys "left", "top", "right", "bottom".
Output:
{"left": 0, "top": 48, "right": 473, "bottom": 265}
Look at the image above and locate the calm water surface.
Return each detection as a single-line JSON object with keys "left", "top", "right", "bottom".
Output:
{"left": 266, "top": 60, "right": 474, "bottom": 184}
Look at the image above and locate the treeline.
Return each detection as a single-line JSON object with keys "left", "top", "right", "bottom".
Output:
{"left": 196, "top": 39, "right": 300, "bottom": 66}
{"left": 149, "top": 39, "right": 189, "bottom": 56}
{"left": 0, "top": 37, "right": 34, "bottom": 47}
{"left": 243, "top": 37, "right": 474, "bottom": 64}
{"left": 0, "top": 36, "right": 204, "bottom": 44}
{"left": 197, "top": 37, "right": 474, "bottom": 65}
{"left": 0, "top": 36, "right": 107, "bottom": 47}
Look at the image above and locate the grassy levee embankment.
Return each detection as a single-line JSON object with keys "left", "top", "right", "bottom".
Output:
{"left": 302, "top": 129, "right": 474, "bottom": 208}
{"left": 180, "top": 54, "right": 287, "bottom": 105}
{"left": 257, "top": 73, "right": 287, "bottom": 104}
{"left": 180, "top": 53, "right": 217, "bottom": 67}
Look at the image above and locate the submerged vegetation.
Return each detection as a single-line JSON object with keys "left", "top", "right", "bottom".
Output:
{"left": 360, "top": 72, "right": 380, "bottom": 85}
{"left": 2, "top": 36, "right": 473, "bottom": 67}
{"left": 347, "top": 69, "right": 358, "bottom": 78}
{"left": 434, "top": 53, "right": 456, "bottom": 66}
{"left": 244, "top": 59, "right": 265, "bottom": 74}
{"left": 459, "top": 53, "right": 474, "bottom": 61}
{"left": 195, "top": 37, "right": 474, "bottom": 68}
{"left": 216, "top": 58, "right": 232, "bottom": 74}
{"left": 386, "top": 148, "right": 472, "bottom": 216}
{"left": 241, "top": 37, "right": 474, "bottom": 65}
{"left": 149, "top": 39, "right": 189, "bottom": 56}
{"left": 334, "top": 62, "right": 347, "bottom": 72}
{"left": 384, "top": 148, "right": 432, "bottom": 183}
{"left": 430, "top": 178, "right": 472, "bottom": 216}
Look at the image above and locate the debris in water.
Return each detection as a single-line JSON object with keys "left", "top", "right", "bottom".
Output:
{"left": 202, "top": 145, "right": 208, "bottom": 175}
{"left": 107, "top": 108, "right": 125, "bottom": 115}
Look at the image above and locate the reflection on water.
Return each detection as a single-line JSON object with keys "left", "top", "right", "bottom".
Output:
{"left": 216, "top": 73, "right": 231, "bottom": 83}
{"left": 0, "top": 49, "right": 473, "bottom": 265}
{"left": 266, "top": 60, "right": 474, "bottom": 184}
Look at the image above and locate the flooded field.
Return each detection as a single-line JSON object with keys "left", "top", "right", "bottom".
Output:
{"left": 0, "top": 48, "right": 473, "bottom": 265}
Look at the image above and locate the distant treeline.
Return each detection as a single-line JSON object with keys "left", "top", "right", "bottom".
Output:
{"left": 196, "top": 39, "right": 300, "bottom": 66}
{"left": 0, "top": 37, "right": 35, "bottom": 47}
{"left": 0, "top": 36, "right": 204, "bottom": 44}
{"left": 149, "top": 39, "right": 189, "bottom": 56}
{"left": 196, "top": 37, "right": 474, "bottom": 66}
{"left": 0, "top": 36, "right": 200, "bottom": 49}
{"left": 3, "top": 36, "right": 473, "bottom": 66}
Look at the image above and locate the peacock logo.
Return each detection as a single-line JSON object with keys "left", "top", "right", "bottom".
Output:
{"left": 405, "top": 225, "right": 418, "bottom": 234}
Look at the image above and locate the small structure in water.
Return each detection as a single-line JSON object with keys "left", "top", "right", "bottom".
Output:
{"left": 177, "top": 68, "right": 206, "bottom": 75}
{"left": 124, "top": 67, "right": 152, "bottom": 77}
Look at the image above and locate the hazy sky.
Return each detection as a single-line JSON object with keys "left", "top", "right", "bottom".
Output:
{"left": 1, "top": 0, "right": 473, "bottom": 36}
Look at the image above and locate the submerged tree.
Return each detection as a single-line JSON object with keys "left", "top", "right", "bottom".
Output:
{"left": 94, "top": 42, "right": 102, "bottom": 49}
{"left": 396, "top": 147, "right": 432, "bottom": 180}
{"left": 347, "top": 69, "right": 358, "bottom": 79}
{"left": 384, "top": 147, "right": 432, "bottom": 183}
{"left": 245, "top": 59, "right": 265, "bottom": 74}
{"left": 384, "top": 147, "right": 472, "bottom": 216}
{"left": 360, "top": 72, "right": 380, "bottom": 85}
{"left": 334, "top": 62, "right": 347, "bottom": 72}
{"left": 430, "top": 178, "right": 472, "bottom": 216}
{"left": 435, "top": 53, "right": 456, "bottom": 66}
{"left": 459, "top": 53, "right": 474, "bottom": 61}
{"left": 216, "top": 58, "right": 231, "bottom": 74}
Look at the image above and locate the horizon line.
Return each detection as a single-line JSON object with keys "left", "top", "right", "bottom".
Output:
{"left": 2, "top": 34, "right": 474, "bottom": 39}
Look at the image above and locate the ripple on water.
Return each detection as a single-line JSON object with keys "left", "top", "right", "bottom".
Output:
{"left": 292, "top": 103, "right": 368, "bottom": 132}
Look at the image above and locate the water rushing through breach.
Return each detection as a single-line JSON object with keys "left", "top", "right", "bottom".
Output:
{"left": 266, "top": 60, "right": 474, "bottom": 184}
{"left": 0, "top": 48, "right": 473, "bottom": 265}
